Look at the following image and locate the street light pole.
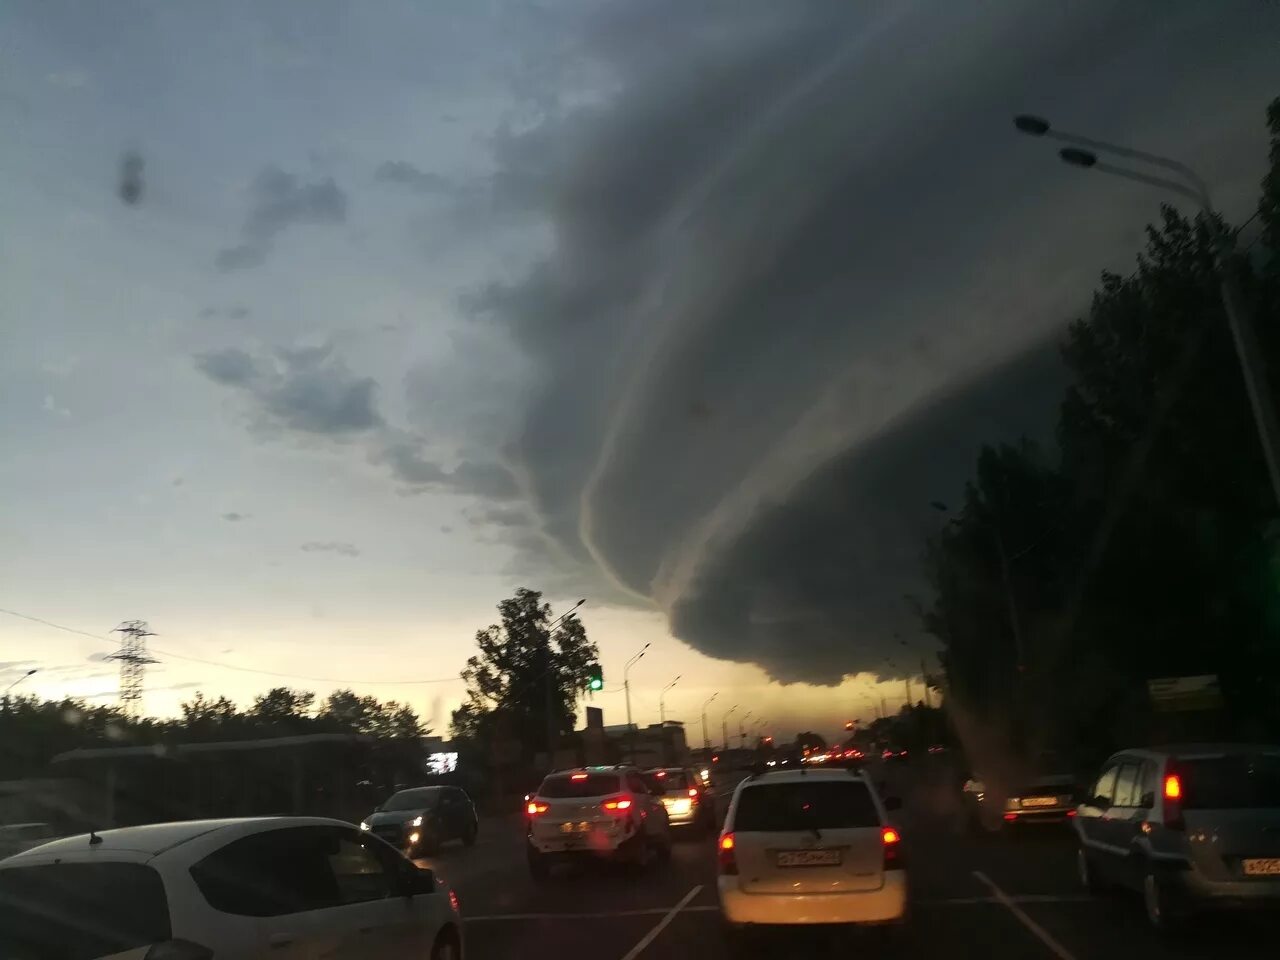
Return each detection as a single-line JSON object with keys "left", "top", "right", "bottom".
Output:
{"left": 721, "top": 704, "right": 738, "bottom": 752}
{"left": 623, "top": 643, "right": 650, "bottom": 764}
{"left": 3, "top": 668, "right": 37, "bottom": 712}
{"left": 738, "top": 710, "right": 752, "bottom": 749}
{"left": 658, "top": 676, "right": 680, "bottom": 725}
{"left": 700, "top": 692, "right": 718, "bottom": 752}
{"left": 1016, "top": 114, "right": 1280, "bottom": 512}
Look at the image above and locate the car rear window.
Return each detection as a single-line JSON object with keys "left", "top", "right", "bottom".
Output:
{"left": 0, "top": 862, "right": 170, "bottom": 960}
{"left": 644, "top": 771, "right": 690, "bottom": 791}
{"left": 734, "top": 779, "right": 880, "bottom": 831}
{"left": 1180, "top": 755, "right": 1280, "bottom": 809}
{"left": 539, "top": 774, "right": 621, "bottom": 798}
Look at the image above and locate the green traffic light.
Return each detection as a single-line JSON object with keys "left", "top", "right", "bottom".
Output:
{"left": 589, "top": 677, "right": 603, "bottom": 691}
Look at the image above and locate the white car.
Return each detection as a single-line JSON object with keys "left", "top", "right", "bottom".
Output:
{"left": 526, "top": 766, "right": 672, "bottom": 878}
{"left": 0, "top": 817, "right": 463, "bottom": 960}
{"left": 717, "top": 768, "right": 907, "bottom": 938}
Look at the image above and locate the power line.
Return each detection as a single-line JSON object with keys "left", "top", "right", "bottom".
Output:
{"left": 0, "top": 607, "right": 460, "bottom": 686}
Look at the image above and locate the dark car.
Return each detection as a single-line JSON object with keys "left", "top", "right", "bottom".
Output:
{"left": 360, "top": 785, "right": 478, "bottom": 856}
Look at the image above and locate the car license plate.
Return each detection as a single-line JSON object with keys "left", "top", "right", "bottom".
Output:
{"left": 1022, "top": 796, "right": 1058, "bottom": 807}
{"left": 559, "top": 821, "right": 592, "bottom": 834}
{"left": 1242, "top": 858, "right": 1280, "bottom": 876}
{"left": 776, "top": 849, "right": 841, "bottom": 867}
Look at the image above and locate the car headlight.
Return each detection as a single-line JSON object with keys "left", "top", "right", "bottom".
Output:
{"left": 359, "top": 821, "right": 370, "bottom": 831}
{"left": 411, "top": 815, "right": 423, "bottom": 827}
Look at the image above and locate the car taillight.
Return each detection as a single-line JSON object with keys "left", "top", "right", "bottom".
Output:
{"left": 602, "top": 796, "right": 633, "bottom": 813}
{"left": 688, "top": 787, "right": 699, "bottom": 798}
{"left": 526, "top": 801, "right": 549, "bottom": 816}
{"left": 718, "top": 832, "right": 738, "bottom": 874}
{"left": 882, "top": 826, "right": 902, "bottom": 868}
{"left": 449, "top": 890, "right": 460, "bottom": 912}
{"left": 1162, "top": 771, "right": 1184, "bottom": 830}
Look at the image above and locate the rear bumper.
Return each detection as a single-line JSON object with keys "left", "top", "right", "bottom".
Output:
{"left": 528, "top": 824, "right": 631, "bottom": 856}
{"left": 718, "top": 871, "right": 908, "bottom": 926}
{"left": 1167, "top": 869, "right": 1280, "bottom": 909}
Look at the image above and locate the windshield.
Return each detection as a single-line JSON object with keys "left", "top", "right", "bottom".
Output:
{"left": 539, "top": 775, "right": 621, "bottom": 799}
{"left": 3, "top": 3, "right": 1278, "bottom": 957}
{"left": 644, "top": 771, "right": 691, "bottom": 792}
{"left": 381, "top": 788, "right": 442, "bottom": 812}
{"left": 1181, "top": 755, "right": 1280, "bottom": 810}
{"left": 0, "top": 863, "right": 170, "bottom": 960}
{"left": 734, "top": 780, "right": 880, "bottom": 831}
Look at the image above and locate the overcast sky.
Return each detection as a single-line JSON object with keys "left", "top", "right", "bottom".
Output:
{"left": 2, "top": 1, "right": 1277, "bottom": 740}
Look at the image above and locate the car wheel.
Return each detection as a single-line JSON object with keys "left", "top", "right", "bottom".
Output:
{"left": 527, "top": 846, "right": 550, "bottom": 881}
{"left": 462, "top": 823, "right": 478, "bottom": 847}
{"left": 420, "top": 831, "right": 442, "bottom": 856}
{"left": 1142, "top": 868, "right": 1181, "bottom": 932}
{"left": 1077, "top": 847, "right": 1105, "bottom": 895}
{"left": 430, "top": 928, "right": 460, "bottom": 960}
{"left": 652, "top": 833, "right": 672, "bottom": 866}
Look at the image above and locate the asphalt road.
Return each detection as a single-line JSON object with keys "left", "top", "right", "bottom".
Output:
{"left": 412, "top": 763, "right": 1274, "bottom": 960}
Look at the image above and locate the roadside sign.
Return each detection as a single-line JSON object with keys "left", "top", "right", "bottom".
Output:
{"left": 1147, "top": 675, "right": 1223, "bottom": 712}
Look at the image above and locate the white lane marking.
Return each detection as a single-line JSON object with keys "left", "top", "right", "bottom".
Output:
{"left": 973, "top": 871, "right": 1078, "bottom": 960}
{"left": 617, "top": 884, "right": 703, "bottom": 960}
{"left": 463, "top": 894, "right": 1091, "bottom": 922}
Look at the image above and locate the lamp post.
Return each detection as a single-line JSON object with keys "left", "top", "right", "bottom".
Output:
{"left": 658, "top": 676, "right": 680, "bottom": 725}
{"left": 738, "top": 710, "right": 752, "bottom": 749}
{"left": 623, "top": 643, "right": 650, "bottom": 763}
{"left": 700, "top": 692, "right": 718, "bottom": 752}
{"left": 1015, "top": 113, "right": 1280, "bottom": 512}
{"left": 3, "top": 668, "right": 37, "bottom": 712}
{"left": 721, "top": 704, "right": 738, "bottom": 752}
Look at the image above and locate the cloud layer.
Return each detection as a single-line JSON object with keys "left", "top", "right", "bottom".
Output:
{"left": 217, "top": 166, "right": 347, "bottom": 271}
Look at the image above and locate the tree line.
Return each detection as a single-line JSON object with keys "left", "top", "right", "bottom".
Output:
{"left": 924, "top": 97, "right": 1280, "bottom": 768}
{"left": 0, "top": 686, "right": 427, "bottom": 781}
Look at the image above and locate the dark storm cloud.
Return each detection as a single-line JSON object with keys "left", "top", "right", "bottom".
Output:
{"left": 375, "top": 161, "right": 452, "bottom": 195}
{"left": 194, "top": 344, "right": 382, "bottom": 435}
{"left": 300, "top": 541, "right": 361, "bottom": 557}
{"left": 461, "top": 0, "right": 1276, "bottom": 683}
{"left": 374, "top": 440, "right": 519, "bottom": 500}
{"left": 216, "top": 166, "right": 347, "bottom": 271}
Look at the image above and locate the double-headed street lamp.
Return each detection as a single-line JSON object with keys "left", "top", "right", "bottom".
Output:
{"left": 700, "top": 692, "right": 718, "bottom": 751}
{"left": 721, "top": 704, "right": 738, "bottom": 751}
{"left": 3, "top": 668, "right": 37, "bottom": 713}
{"left": 623, "top": 642, "right": 650, "bottom": 762}
{"left": 1015, "top": 113, "right": 1280, "bottom": 512}
{"left": 658, "top": 675, "right": 680, "bottom": 725}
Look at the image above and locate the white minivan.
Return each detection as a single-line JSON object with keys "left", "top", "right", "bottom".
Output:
{"left": 717, "top": 768, "right": 907, "bottom": 936}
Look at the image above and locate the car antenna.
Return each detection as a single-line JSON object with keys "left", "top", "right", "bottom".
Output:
{"left": 88, "top": 828, "right": 103, "bottom": 846}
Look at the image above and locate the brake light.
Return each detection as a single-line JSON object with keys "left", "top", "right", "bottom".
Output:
{"left": 526, "top": 801, "right": 549, "bottom": 816}
{"left": 602, "top": 797, "right": 633, "bottom": 812}
{"left": 1067, "top": 809, "right": 1077, "bottom": 818}
{"left": 882, "top": 826, "right": 902, "bottom": 867}
{"left": 718, "top": 832, "right": 738, "bottom": 874}
{"left": 571, "top": 772, "right": 589, "bottom": 781}
{"left": 1002, "top": 812, "right": 1018, "bottom": 821}
{"left": 688, "top": 788, "right": 699, "bottom": 798}
{"left": 448, "top": 889, "right": 460, "bottom": 912}
{"left": 1162, "top": 770, "right": 1184, "bottom": 829}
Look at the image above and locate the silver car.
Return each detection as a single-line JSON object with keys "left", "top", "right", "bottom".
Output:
{"left": 1075, "top": 743, "right": 1280, "bottom": 929}
{"left": 643, "top": 767, "right": 713, "bottom": 833}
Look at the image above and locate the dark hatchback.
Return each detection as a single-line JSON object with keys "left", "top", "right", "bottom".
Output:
{"left": 360, "top": 785, "right": 478, "bottom": 856}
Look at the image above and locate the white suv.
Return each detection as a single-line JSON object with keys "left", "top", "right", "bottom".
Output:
{"left": 526, "top": 766, "right": 672, "bottom": 878}
{"left": 717, "top": 768, "right": 907, "bottom": 937}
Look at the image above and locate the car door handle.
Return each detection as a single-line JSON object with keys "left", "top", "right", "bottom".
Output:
{"left": 268, "top": 934, "right": 294, "bottom": 949}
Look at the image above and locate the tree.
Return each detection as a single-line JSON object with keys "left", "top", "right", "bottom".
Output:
{"left": 451, "top": 588, "right": 599, "bottom": 761}
{"left": 249, "top": 687, "right": 315, "bottom": 730}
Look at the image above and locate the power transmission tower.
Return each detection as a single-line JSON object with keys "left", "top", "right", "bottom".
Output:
{"left": 108, "top": 620, "right": 158, "bottom": 717}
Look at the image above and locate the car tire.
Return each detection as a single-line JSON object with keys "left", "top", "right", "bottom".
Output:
{"left": 420, "top": 831, "right": 442, "bottom": 856}
{"left": 1077, "top": 847, "right": 1106, "bottom": 895}
{"left": 462, "top": 823, "right": 478, "bottom": 847}
{"left": 720, "top": 918, "right": 749, "bottom": 955}
{"left": 527, "top": 846, "right": 550, "bottom": 881}
{"left": 1142, "top": 867, "right": 1182, "bottom": 932}
{"left": 430, "top": 927, "right": 461, "bottom": 960}
{"left": 652, "top": 833, "right": 672, "bottom": 866}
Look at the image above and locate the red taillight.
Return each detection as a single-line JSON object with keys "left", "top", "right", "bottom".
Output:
{"left": 602, "top": 797, "right": 633, "bottom": 813}
{"left": 688, "top": 788, "right": 699, "bottom": 798}
{"left": 1067, "top": 809, "right": 1077, "bottom": 818}
{"left": 1163, "top": 771, "right": 1185, "bottom": 829}
{"left": 882, "top": 826, "right": 902, "bottom": 867}
{"left": 718, "top": 832, "right": 738, "bottom": 874}
{"left": 570, "top": 772, "right": 589, "bottom": 781}
{"left": 448, "top": 889, "right": 460, "bottom": 912}
{"left": 526, "top": 801, "right": 549, "bottom": 816}
{"left": 1002, "top": 812, "right": 1018, "bottom": 821}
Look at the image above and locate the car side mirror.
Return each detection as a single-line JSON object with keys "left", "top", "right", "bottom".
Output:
{"left": 883, "top": 796, "right": 902, "bottom": 811}
{"left": 404, "top": 867, "right": 436, "bottom": 896}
